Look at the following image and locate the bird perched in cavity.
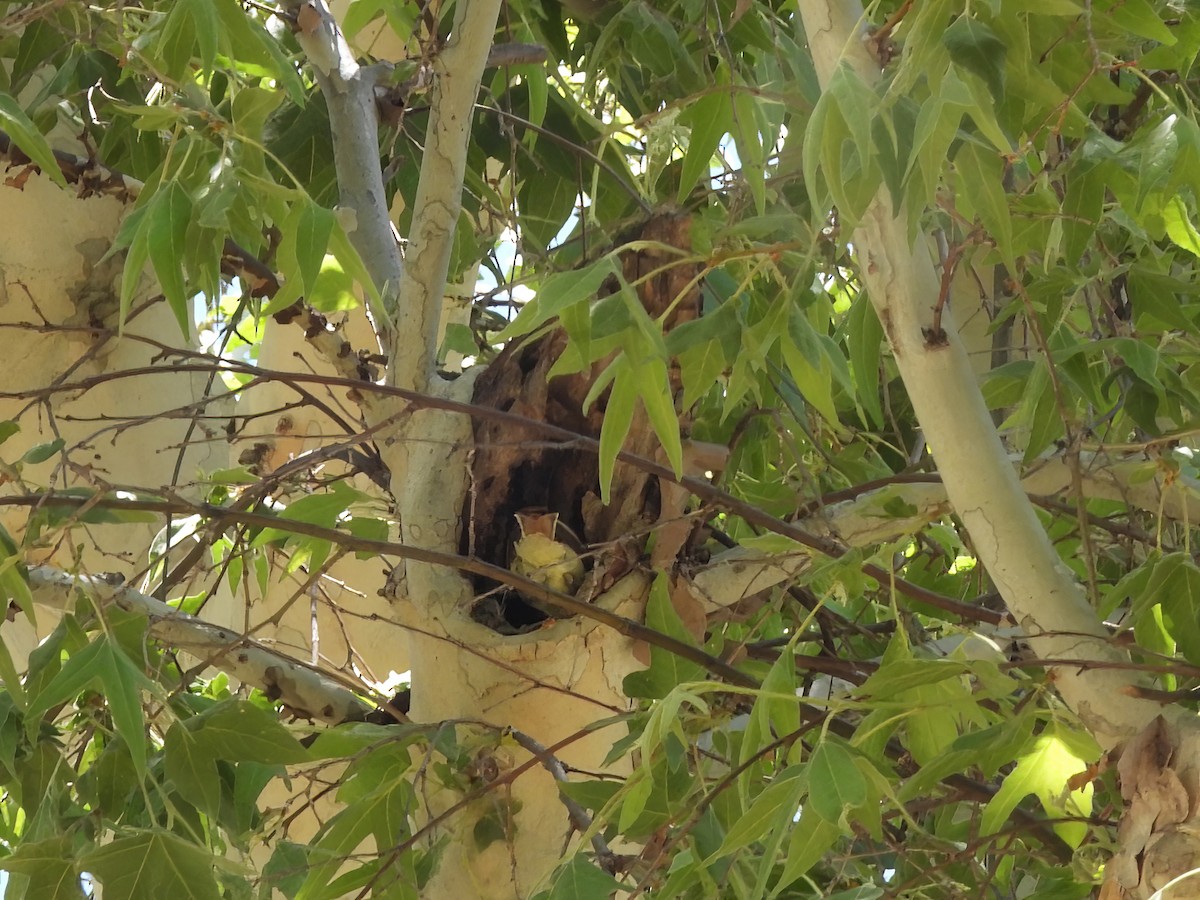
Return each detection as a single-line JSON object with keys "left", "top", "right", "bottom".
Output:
{"left": 510, "top": 510, "right": 585, "bottom": 619}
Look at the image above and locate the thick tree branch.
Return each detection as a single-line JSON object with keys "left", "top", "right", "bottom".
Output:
{"left": 26, "top": 566, "right": 369, "bottom": 723}
{"left": 291, "top": 1, "right": 404, "bottom": 348}
{"left": 695, "top": 455, "right": 1200, "bottom": 612}
{"left": 388, "top": 0, "right": 505, "bottom": 392}
{"left": 22, "top": 357, "right": 1190, "bottom": 629}
{"left": 2, "top": 495, "right": 754, "bottom": 688}
{"left": 799, "top": 0, "right": 1160, "bottom": 751}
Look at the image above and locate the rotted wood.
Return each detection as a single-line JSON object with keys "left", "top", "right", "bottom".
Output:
{"left": 467, "top": 213, "right": 702, "bottom": 621}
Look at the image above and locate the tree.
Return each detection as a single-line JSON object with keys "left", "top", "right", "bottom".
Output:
{"left": 0, "top": 0, "right": 1198, "bottom": 896}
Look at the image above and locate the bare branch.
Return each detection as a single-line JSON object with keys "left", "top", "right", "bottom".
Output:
{"left": 508, "top": 729, "right": 617, "bottom": 869}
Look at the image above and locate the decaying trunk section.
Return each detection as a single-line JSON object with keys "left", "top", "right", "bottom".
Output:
{"left": 468, "top": 213, "right": 703, "bottom": 632}
{"left": 382, "top": 213, "right": 715, "bottom": 896}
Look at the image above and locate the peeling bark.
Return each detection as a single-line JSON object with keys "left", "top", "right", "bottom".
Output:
{"left": 1106, "top": 717, "right": 1200, "bottom": 898}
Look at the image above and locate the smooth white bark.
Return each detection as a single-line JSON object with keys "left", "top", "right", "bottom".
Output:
{"left": 799, "top": 0, "right": 1160, "bottom": 750}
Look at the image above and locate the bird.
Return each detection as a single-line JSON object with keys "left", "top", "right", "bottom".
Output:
{"left": 509, "top": 510, "right": 585, "bottom": 619}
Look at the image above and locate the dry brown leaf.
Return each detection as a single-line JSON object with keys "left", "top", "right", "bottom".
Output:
{"left": 669, "top": 576, "right": 708, "bottom": 644}
{"left": 1111, "top": 716, "right": 1196, "bottom": 893}
{"left": 632, "top": 575, "right": 707, "bottom": 666}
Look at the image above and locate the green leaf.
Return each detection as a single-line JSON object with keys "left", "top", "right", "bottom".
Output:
{"left": 740, "top": 643, "right": 801, "bottom": 773}
{"left": 617, "top": 768, "right": 655, "bottom": 834}
{"left": 1022, "top": 369, "right": 1065, "bottom": 463}
{"left": 263, "top": 842, "right": 310, "bottom": 898}
{"left": 294, "top": 200, "right": 336, "bottom": 297}
{"left": 677, "top": 89, "right": 733, "bottom": 203}
{"left": 559, "top": 779, "right": 622, "bottom": 815}
{"left": 306, "top": 722, "right": 423, "bottom": 760}
{"left": 548, "top": 856, "right": 628, "bottom": 900}
{"left": 252, "top": 481, "right": 367, "bottom": 547}
{"left": 856, "top": 659, "right": 970, "bottom": 700}
{"left": 1, "top": 837, "right": 85, "bottom": 900}
{"left": 0, "top": 632, "right": 27, "bottom": 710}
{"left": 900, "top": 679, "right": 971, "bottom": 765}
{"left": 1164, "top": 195, "right": 1200, "bottom": 258}
{"left": 949, "top": 713, "right": 1036, "bottom": 778}
{"left": 731, "top": 87, "right": 766, "bottom": 215}
{"left": 496, "top": 257, "right": 620, "bottom": 342}
{"left": 20, "top": 438, "right": 64, "bottom": 464}
{"left": 0, "top": 559, "right": 33, "bottom": 629}
{"left": 146, "top": 182, "right": 194, "bottom": 336}
{"left": 637, "top": 358, "right": 684, "bottom": 477}
{"left": 81, "top": 831, "right": 222, "bottom": 900}
{"left": 772, "top": 806, "right": 841, "bottom": 896}
{"left": 1115, "top": 337, "right": 1163, "bottom": 392}
{"left": 327, "top": 222, "right": 382, "bottom": 313}
{"left": 623, "top": 573, "right": 706, "bottom": 699}
{"left": 296, "top": 779, "right": 414, "bottom": 899}
{"left": 845, "top": 292, "right": 884, "bottom": 426}
{"left": 80, "top": 740, "right": 141, "bottom": 818}
{"left": 1099, "top": 0, "right": 1176, "bottom": 44}
{"left": 191, "top": 700, "right": 310, "bottom": 765}
{"left": 308, "top": 254, "right": 361, "bottom": 313}
{"left": 231, "top": 86, "right": 284, "bottom": 141}
{"left": 957, "top": 142, "right": 1014, "bottom": 268}
{"left": 165, "top": 721, "right": 221, "bottom": 814}
{"left": 1133, "top": 117, "right": 1179, "bottom": 209}
{"left": 184, "top": 0, "right": 219, "bottom": 72}
{"left": 155, "top": 1, "right": 195, "bottom": 82}
{"left": 214, "top": 1, "right": 306, "bottom": 102}
{"left": 346, "top": 516, "right": 388, "bottom": 557}
{"left": 0, "top": 92, "right": 66, "bottom": 188}
{"left": 677, "top": 338, "right": 726, "bottom": 410}
{"left": 782, "top": 312, "right": 840, "bottom": 424}
{"left": 115, "top": 200, "right": 154, "bottom": 331}
{"left": 1061, "top": 166, "right": 1104, "bottom": 264}
{"left": 1158, "top": 558, "right": 1200, "bottom": 665}
{"left": 981, "top": 722, "right": 1097, "bottom": 847}
{"left": 595, "top": 361, "right": 637, "bottom": 505}
{"left": 943, "top": 16, "right": 1006, "bottom": 101}
{"left": 25, "top": 635, "right": 156, "bottom": 774}
{"left": 710, "top": 767, "right": 805, "bottom": 861}
{"left": 807, "top": 739, "right": 866, "bottom": 823}
{"left": 827, "top": 66, "right": 876, "bottom": 178}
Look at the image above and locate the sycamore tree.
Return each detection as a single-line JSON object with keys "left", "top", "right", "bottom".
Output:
{"left": 2, "top": 0, "right": 1200, "bottom": 897}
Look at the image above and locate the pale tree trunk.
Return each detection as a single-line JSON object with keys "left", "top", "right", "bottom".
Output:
{"left": 231, "top": 311, "right": 402, "bottom": 682}
{"left": 291, "top": 1, "right": 652, "bottom": 894}
{"left": 800, "top": 3, "right": 1200, "bottom": 897}
{"left": 0, "top": 171, "right": 227, "bottom": 656}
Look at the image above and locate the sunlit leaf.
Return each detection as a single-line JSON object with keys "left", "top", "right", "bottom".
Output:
{"left": 0, "top": 92, "right": 66, "bottom": 188}
{"left": 981, "top": 723, "right": 1097, "bottom": 847}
